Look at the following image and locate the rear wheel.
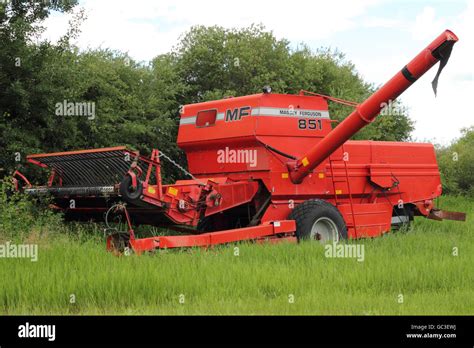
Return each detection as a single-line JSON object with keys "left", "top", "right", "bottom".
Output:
{"left": 289, "top": 199, "right": 347, "bottom": 243}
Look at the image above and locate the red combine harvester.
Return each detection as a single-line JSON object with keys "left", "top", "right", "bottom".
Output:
{"left": 13, "top": 30, "right": 465, "bottom": 253}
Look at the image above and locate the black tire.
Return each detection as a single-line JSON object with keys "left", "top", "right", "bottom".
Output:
{"left": 289, "top": 199, "right": 347, "bottom": 243}
{"left": 119, "top": 175, "right": 143, "bottom": 202}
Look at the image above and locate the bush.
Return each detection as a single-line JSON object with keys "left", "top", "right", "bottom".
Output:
{"left": 0, "top": 177, "right": 64, "bottom": 242}
{"left": 437, "top": 127, "right": 474, "bottom": 197}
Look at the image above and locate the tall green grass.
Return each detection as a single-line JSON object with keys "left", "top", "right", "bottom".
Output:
{"left": 0, "top": 191, "right": 472, "bottom": 315}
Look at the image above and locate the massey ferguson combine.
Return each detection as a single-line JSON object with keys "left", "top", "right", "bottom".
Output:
{"left": 13, "top": 30, "right": 465, "bottom": 253}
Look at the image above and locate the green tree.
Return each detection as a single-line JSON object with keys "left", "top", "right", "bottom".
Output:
{"left": 437, "top": 127, "right": 474, "bottom": 196}
{"left": 174, "top": 24, "right": 291, "bottom": 102}
{"left": 0, "top": 0, "right": 78, "bottom": 175}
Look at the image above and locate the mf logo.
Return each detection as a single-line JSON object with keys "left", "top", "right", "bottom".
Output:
{"left": 225, "top": 106, "right": 251, "bottom": 122}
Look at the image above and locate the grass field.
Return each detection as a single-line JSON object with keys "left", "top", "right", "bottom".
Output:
{"left": 0, "top": 195, "right": 472, "bottom": 315}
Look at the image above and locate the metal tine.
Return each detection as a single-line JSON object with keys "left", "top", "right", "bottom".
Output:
{"left": 56, "top": 155, "right": 81, "bottom": 186}
{"left": 61, "top": 154, "right": 96, "bottom": 187}
{"left": 106, "top": 152, "right": 131, "bottom": 180}
{"left": 50, "top": 162, "right": 74, "bottom": 186}
{"left": 98, "top": 151, "right": 131, "bottom": 182}
{"left": 62, "top": 154, "right": 94, "bottom": 186}
{"left": 83, "top": 153, "right": 120, "bottom": 185}
{"left": 34, "top": 149, "right": 148, "bottom": 187}
{"left": 75, "top": 153, "right": 106, "bottom": 185}
{"left": 39, "top": 150, "right": 119, "bottom": 186}
{"left": 55, "top": 156, "right": 83, "bottom": 186}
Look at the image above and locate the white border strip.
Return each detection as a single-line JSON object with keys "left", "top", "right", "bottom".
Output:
{"left": 251, "top": 107, "right": 329, "bottom": 119}
{"left": 179, "top": 108, "right": 329, "bottom": 125}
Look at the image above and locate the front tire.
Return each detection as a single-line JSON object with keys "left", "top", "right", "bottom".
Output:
{"left": 119, "top": 175, "right": 143, "bottom": 202}
{"left": 289, "top": 199, "right": 347, "bottom": 243}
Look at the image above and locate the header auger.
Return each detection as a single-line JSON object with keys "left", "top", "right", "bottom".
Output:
{"left": 14, "top": 30, "right": 465, "bottom": 254}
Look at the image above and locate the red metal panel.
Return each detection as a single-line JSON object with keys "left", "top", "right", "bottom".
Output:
{"left": 338, "top": 203, "right": 392, "bottom": 238}
{"left": 157, "top": 220, "right": 295, "bottom": 249}
{"left": 205, "top": 181, "right": 259, "bottom": 217}
{"left": 178, "top": 93, "right": 330, "bottom": 176}
{"left": 130, "top": 237, "right": 160, "bottom": 253}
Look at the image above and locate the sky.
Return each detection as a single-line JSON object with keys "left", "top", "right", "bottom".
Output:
{"left": 41, "top": 0, "right": 474, "bottom": 145}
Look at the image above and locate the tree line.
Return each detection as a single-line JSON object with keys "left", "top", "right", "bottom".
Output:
{"left": 0, "top": 1, "right": 471, "bottom": 195}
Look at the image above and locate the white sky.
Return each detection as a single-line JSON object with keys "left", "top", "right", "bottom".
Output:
{"left": 41, "top": 0, "right": 474, "bottom": 145}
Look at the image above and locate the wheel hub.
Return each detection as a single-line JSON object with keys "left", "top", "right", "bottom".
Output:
{"left": 310, "top": 217, "right": 339, "bottom": 243}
